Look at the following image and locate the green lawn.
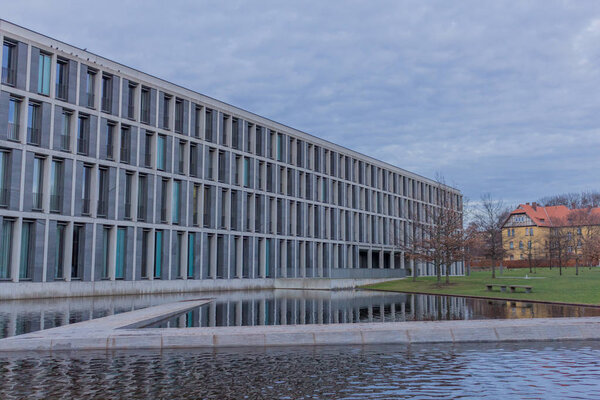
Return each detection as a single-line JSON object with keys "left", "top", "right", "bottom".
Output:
{"left": 364, "top": 267, "right": 600, "bottom": 306}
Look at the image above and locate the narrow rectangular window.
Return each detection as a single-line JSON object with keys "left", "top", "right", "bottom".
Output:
{"left": 27, "top": 102, "right": 41, "bottom": 145}
{"left": 175, "top": 98, "right": 183, "bottom": 133}
{"left": 187, "top": 233, "right": 195, "bottom": 278}
{"left": 60, "top": 111, "right": 71, "bottom": 151}
{"left": 101, "top": 226, "right": 110, "bottom": 279}
{"left": 277, "top": 133, "right": 282, "bottom": 161}
{"left": 77, "top": 115, "right": 89, "bottom": 155}
{"left": 2, "top": 41, "right": 17, "bottom": 86}
{"left": 85, "top": 70, "right": 96, "bottom": 108}
{"left": 172, "top": 180, "right": 180, "bottom": 224}
{"left": 71, "top": 225, "right": 82, "bottom": 279}
{"left": 97, "top": 167, "right": 108, "bottom": 216}
{"left": 32, "top": 157, "right": 44, "bottom": 210}
{"left": 120, "top": 126, "right": 130, "bottom": 163}
{"left": 101, "top": 74, "right": 113, "bottom": 113}
{"left": 0, "top": 151, "right": 10, "bottom": 207}
{"left": 19, "top": 221, "right": 32, "bottom": 279}
{"left": 137, "top": 174, "right": 147, "bottom": 221}
{"left": 160, "top": 179, "right": 168, "bottom": 223}
{"left": 7, "top": 97, "right": 20, "bottom": 141}
{"left": 55, "top": 223, "right": 66, "bottom": 279}
{"left": 192, "top": 184, "right": 199, "bottom": 226}
{"left": 0, "top": 220, "right": 13, "bottom": 279}
{"left": 194, "top": 106, "right": 202, "bottom": 137}
{"left": 178, "top": 141, "right": 185, "bottom": 174}
{"left": 203, "top": 186, "right": 212, "bottom": 228}
{"left": 82, "top": 165, "right": 92, "bottom": 215}
{"left": 157, "top": 135, "right": 166, "bottom": 170}
{"left": 232, "top": 118, "right": 239, "bottom": 149}
{"left": 38, "top": 53, "right": 51, "bottom": 95}
{"left": 127, "top": 83, "right": 136, "bottom": 119}
{"left": 55, "top": 60, "right": 68, "bottom": 100}
{"left": 205, "top": 109, "right": 213, "bottom": 142}
{"left": 124, "top": 173, "right": 133, "bottom": 219}
{"left": 154, "top": 230, "right": 162, "bottom": 278}
{"left": 141, "top": 229, "right": 150, "bottom": 278}
{"left": 115, "top": 227, "right": 126, "bottom": 279}
{"left": 144, "top": 132, "right": 153, "bottom": 167}
{"left": 162, "top": 95, "right": 170, "bottom": 129}
{"left": 189, "top": 144, "right": 197, "bottom": 177}
{"left": 243, "top": 157, "right": 250, "bottom": 187}
{"left": 50, "top": 159, "right": 63, "bottom": 213}
{"left": 106, "top": 122, "right": 115, "bottom": 159}
{"left": 140, "top": 87, "right": 151, "bottom": 123}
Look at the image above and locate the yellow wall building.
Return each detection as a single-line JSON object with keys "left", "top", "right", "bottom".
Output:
{"left": 502, "top": 202, "right": 600, "bottom": 262}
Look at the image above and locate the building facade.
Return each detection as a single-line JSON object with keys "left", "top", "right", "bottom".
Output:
{"left": 0, "top": 20, "right": 463, "bottom": 297}
{"left": 502, "top": 202, "right": 600, "bottom": 264}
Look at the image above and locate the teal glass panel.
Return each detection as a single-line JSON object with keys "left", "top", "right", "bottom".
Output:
{"left": 243, "top": 158, "right": 249, "bottom": 186}
{"left": 277, "top": 135, "right": 282, "bottom": 161}
{"left": 0, "top": 220, "right": 12, "bottom": 279}
{"left": 116, "top": 228, "right": 125, "bottom": 279}
{"left": 186, "top": 310, "right": 193, "bottom": 327}
{"left": 38, "top": 53, "right": 51, "bottom": 95}
{"left": 157, "top": 136, "right": 165, "bottom": 170}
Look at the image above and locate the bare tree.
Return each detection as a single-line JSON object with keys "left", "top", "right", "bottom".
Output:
{"left": 475, "top": 194, "right": 509, "bottom": 279}
{"left": 393, "top": 220, "right": 426, "bottom": 282}
{"left": 566, "top": 209, "right": 600, "bottom": 275}
{"left": 523, "top": 235, "right": 544, "bottom": 274}
{"left": 391, "top": 176, "right": 464, "bottom": 285}
{"left": 546, "top": 219, "right": 570, "bottom": 276}
{"left": 463, "top": 221, "right": 484, "bottom": 276}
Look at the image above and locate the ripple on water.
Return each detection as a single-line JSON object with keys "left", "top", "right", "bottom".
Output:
{"left": 1, "top": 342, "right": 600, "bottom": 399}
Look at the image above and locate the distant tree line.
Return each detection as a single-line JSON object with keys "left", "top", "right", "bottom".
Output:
{"left": 538, "top": 191, "right": 600, "bottom": 209}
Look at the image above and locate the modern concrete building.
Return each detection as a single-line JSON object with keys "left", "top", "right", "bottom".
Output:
{"left": 0, "top": 20, "right": 463, "bottom": 299}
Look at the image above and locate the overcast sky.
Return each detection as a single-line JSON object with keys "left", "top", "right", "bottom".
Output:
{"left": 3, "top": 1, "right": 600, "bottom": 207}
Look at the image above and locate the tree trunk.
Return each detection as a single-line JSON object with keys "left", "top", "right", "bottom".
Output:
{"left": 576, "top": 259, "right": 579, "bottom": 276}
{"left": 491, "top": 258, "right": 496, "bottom": 279}
{"left": 559, "top": 258, "right": 562, "bottom": 276}
{"left": 436, "top": 261, "right": 441, "bottom": 285}
{"left": 445, "top": 262, "right": 450, "bottom": 284}
{"left": 412, "top": 259, "right": 417, "bottom": 282}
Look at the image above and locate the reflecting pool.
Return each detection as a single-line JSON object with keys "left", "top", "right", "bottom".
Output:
{"left": 143, "top": 290, "right": 600, "bottom": 329}
{"left": 1, "top": 341, "right": 600, "bottom": 399}
{"left": 2, "top": 290, "right": 600, "bottom": 338}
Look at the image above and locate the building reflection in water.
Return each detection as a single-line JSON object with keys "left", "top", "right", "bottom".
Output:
{"left": 142, "top": 290, "right": 600, "bottom": 329}
{"left": 1, "top": 290, "right": 599, "bottom": 338}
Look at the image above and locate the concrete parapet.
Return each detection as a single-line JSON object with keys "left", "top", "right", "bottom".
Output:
{"left": 0, "top": 278, "right": 399, "bottom": 300}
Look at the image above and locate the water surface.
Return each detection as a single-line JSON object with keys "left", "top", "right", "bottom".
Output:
{"left": 1, "top": 341, "right": 599, "bottom": 399}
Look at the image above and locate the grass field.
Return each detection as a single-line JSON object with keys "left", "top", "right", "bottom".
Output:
{"left": 364, "top": 267, "right": 600, "bottom": 306}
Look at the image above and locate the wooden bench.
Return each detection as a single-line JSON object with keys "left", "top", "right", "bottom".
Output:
{"left": 486, "top": 284, "right": 532, "bottom": 293}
